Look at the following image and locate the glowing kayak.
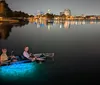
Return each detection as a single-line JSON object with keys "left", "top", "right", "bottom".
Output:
{"left": 0, "top": 53, "right": 54, "bottom": 66}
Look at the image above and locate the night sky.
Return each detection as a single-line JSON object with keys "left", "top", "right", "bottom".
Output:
{"left": 6, "top": 0, "right": 100, "bottom": 15}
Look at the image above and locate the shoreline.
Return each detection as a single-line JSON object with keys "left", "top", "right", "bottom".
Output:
{"left": 0, "top": 18, "right": 29, "bottom": 24}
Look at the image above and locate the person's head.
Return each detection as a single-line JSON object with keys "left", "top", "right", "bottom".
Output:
{"left": 2, "top": 48, "right": 7, "bottom": 54}
{"left": 24, "top": 46, "right": 29, "bottom": 52}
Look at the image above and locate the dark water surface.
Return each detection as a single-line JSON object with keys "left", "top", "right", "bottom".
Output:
{"left": 0, "top": 20, "right": 100, "bottom": 85}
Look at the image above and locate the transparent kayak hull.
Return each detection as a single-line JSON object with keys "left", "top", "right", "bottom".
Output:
{"left": 0, "top": 53, "right": 54, "bottom": 66}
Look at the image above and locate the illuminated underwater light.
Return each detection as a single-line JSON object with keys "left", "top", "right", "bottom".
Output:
{"left": 0, "top": 63, "right": 37, "bottom": 80}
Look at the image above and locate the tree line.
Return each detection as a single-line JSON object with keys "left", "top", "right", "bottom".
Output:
{"left": 12, "top": 11, "right": 30, "bottom": 18}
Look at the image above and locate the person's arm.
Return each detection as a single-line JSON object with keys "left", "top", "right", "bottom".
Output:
{"left": 23, "top": 52, "right": 30, "bottom": 59}
{"left": 29, "top": 53, "right": 32, "bottom": 56}
{"left": 0, "top": 55, "right": 3, "bottom": 64}
{"left": 0, "top": 56, "right": 3, "bottom": 61}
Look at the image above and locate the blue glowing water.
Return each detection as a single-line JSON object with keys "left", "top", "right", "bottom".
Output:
{"left": 0, "top": 63, "right": 37, "bottom": 81}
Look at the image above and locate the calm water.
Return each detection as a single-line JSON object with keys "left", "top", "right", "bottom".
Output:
{"left": 0, "top": 20, "right": 100, "bottom": 85}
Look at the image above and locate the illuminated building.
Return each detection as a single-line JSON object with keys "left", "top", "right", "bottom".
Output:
{"left": 60, "top": 12, "right": 64, "bottom": 16}
{"left": 64, "top": 9, "right": 71, "bottom": 16}
{"left": 0, "top": 0, "right": 13, "bottom": 17}
{"left": 37, "top": 10, "right": 40, "bottom": 15}
{"left": 48, "top": 9, "right": 51, "bottom": 14}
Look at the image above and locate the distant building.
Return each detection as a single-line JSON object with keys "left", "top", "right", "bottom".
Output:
{"left": 64, "top": 9, "right": 71, "bottom": 16}
{"left": 36, "top": 10, "right": 44, "bottom": 15}
{"left": 60, "top": 12, "right": 64, "bottom": 16}
{"left": 48, "top": 9, "right": 51, "bottom": 14}
{"left": 0, "top": 0, "right": 5, "bottom": 15}
{"left": 0, "top": 0, "right": 13, "bottom": 17}
{"left": 81, "top": 14, "right": 86, "bottom": 17}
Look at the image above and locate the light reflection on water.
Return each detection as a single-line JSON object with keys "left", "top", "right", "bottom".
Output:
{"left": 32, "top": 20, "right": 100, "bottom": 30}
{"left": 0, "top": 20, "right": 100, "bottom": 40}
{"left": 0, "top": 63, "right": 37, "bottom": 81}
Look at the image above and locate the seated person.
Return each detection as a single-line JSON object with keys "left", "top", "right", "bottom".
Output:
{"left": 0, "top": 48, "right": 18, "bottom": 65}
{"left": 23, "top": 46, "right": 44, "bottom": 61}
{"left": 0, "top": 48, "right": 10, "bottom": 64}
